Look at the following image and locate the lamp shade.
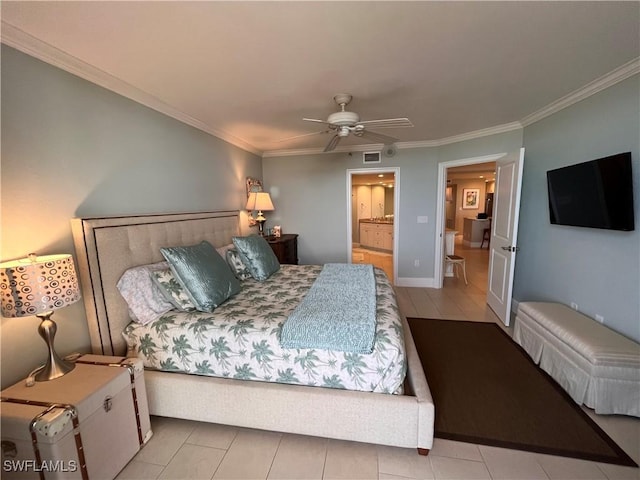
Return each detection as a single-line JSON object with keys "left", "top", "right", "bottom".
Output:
{"left": 0, "top": 253, "right": 81, "bottom": 318}
{"left": 246, "top": 192, "right": 275, "bottom": 212}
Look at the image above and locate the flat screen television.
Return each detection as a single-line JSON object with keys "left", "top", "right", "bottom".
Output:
{"left": 547, "top": 152, "right": 635, "bottom": 231}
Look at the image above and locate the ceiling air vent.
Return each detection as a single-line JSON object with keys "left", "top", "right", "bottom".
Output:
{"left": 363, "top": 151, "right": 381, "bottom": 164}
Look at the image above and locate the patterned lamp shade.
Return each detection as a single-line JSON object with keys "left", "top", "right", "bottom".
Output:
{"left": 0, "top": 253, "right": 81, "bottom": 318}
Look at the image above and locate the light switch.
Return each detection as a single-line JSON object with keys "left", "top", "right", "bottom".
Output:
{"left": 417, "top": 216, "right": 428, "bottom": 224}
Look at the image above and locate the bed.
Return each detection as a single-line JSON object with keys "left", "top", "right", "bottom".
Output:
{"left": 71, "top": 210, "right": 434, "bottom": 453}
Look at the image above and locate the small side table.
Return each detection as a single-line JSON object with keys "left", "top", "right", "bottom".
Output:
{"left": 265, "top": 234, "right": 298, "bottom": 264}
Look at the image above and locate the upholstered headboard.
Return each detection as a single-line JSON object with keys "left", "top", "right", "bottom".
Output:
{"left": 71, "top": 211, "right": 240, "bottom": 356}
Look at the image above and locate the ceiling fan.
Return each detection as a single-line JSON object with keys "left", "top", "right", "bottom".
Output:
{"left": 284, "top": 94, "right": 413, "bottom": 152}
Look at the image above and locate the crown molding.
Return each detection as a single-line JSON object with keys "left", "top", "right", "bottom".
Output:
{"left": 263, "top": 59, "right": 639, "bottom": 156}
{"left": 262, "top": 142, "right": 388, "bottom": 158}
{"left": 3, "top": 21, "right": 636, "bottom": 159}
{"left": 400, "top": 121, "right": 524, "bottom": 149}
{"left": 262, "top": 122, "right": 523, "bottom": 157}
{"left": 1, "top": 21, "right": 263, "bottom": 156}
{"left": 262, "top": 147, "right": 328, "bottom": 158}
{"left": 521, "top": 57, "right": 640, "bottom": 127}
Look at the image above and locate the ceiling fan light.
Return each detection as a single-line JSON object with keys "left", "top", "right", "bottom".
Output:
{"left": 327, "top": 111, "right": 360, "bottom": 126}
{"left": 293, "top": 94, "right": 412, "bottom": 151}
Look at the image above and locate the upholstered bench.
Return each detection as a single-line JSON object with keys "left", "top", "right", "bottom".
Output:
{"left": 514, "top": 302, "right": 640, "bottom": 417}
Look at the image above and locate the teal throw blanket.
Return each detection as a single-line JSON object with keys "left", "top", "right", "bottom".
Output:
{"left": 280, "top": 263, "right": 377, "bottom": 353}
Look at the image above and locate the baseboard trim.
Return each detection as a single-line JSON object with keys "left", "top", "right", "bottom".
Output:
{"left": 396, "top": 277, "right": 436, "bottom": 288}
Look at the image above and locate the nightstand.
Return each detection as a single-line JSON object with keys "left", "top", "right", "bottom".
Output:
{"left": 1, "top": 354, "right": 151, "bottom": 480}
{"left": 266, "top": 233, "right": 298, "bottom": 264}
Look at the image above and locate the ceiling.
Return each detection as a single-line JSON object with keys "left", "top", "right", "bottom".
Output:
{"left": 352, "top": 172, "right": 396, "bottom": 188}
{"left": 447, "top": 162, "right": 496, "bottom": 183}
{"left": 2, "top": 2, "right": 638, "bottom": 157}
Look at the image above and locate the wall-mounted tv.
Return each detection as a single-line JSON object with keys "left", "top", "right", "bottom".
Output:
{"left": 547, "top": 152, "right": 635, "bottom": 231}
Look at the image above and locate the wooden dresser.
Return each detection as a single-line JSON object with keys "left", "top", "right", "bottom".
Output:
{"left": 266, "top": 233, "right": 298, "bottom": 264}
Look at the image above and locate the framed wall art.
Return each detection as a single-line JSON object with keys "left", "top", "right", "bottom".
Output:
{"left": 245, "top": 177, "right": 263, "bottom": 227}
{"left": 246, "top": 177, "right": 263, "bottom": 196}
{"left": 462, "top": 188, "right": 480, "bottom": 209}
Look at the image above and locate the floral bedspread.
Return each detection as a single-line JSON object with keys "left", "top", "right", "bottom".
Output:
{"left": 123, "top": 265, "right": 406, "bottom": 394}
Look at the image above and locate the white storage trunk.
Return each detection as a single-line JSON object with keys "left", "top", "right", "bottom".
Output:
{"left": 1, "top": 355, "right": 152, "bottom": 480}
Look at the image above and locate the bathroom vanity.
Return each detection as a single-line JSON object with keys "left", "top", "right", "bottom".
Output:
{"left": 359, "top": 219, "right": 394, "bottom": 251}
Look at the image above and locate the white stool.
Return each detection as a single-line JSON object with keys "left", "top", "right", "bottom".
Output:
{"left": 445, "top": 255, "right": 468, "bottom": 285}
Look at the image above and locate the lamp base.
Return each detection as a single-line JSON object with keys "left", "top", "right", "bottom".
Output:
{"left": 257, "top": 219, "right": 266, "bottom": 236}
{"left": 34, "top": 312, "right": 75, "bottom": 382}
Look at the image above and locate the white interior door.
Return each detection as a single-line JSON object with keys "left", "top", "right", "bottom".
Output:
{"left": 487, "top": 148, "right": 525, "bottom": 326}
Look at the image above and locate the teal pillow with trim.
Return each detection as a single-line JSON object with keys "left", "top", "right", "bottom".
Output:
{"left": 226, "top": 249, "right": 252, "bottom": 281}
{"left": 151, "top": 269, "right": 196, "bottom": 311}
{"left": 160, "top": 241, "right": 240, "bottom": 312}
{"left": 232, "top": 235, "right": 280, "bottom": 281}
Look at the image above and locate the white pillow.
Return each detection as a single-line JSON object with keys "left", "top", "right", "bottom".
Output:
{"left": 116, "top": 261, "right": 174, "bottom": 324}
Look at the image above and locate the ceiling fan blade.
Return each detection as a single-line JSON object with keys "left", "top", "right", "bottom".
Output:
{"left": 357, "top": 118, "right": 413, "bottom": 129}
{"left": 323, "top": 134, "right": 341, "bottom": 152}
{"left": 277, "top": 130, "right": 330, "bottom": 143}
{"left": 357, "top": 129, "right": 398, "bottom": 144}
{"left": 303, "top": 118, "right": 331, "bottom": 125}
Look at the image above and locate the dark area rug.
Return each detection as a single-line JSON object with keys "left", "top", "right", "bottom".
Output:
{"left": 407, "top": 317, "right": 637, "bottom": 467}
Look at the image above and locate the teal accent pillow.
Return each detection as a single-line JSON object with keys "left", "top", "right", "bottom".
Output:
{"left": 232, "top": 235, "right": 280, "bottom": 281}
{"left": 160, "top": 241, "right": 241, "bottom": 312}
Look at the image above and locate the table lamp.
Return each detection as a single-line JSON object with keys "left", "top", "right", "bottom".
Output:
{"left": 246, "top": 192, "right": 275, "bottom": 235}
{"left": 0, "top": 253, "right": 81, "bottom": 381}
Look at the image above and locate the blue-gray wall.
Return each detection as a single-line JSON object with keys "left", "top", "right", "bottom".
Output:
{"left": 265, "top": 80, "right": 640, "bottom": 344}
{"left": 1, "top": 46, "right": 262, "bottom": 387}
{"left": 263, "top": 130, "right": 523, "bottom": 283}
{"left": 515, "top": 75, "right": 640, "bottom": 342}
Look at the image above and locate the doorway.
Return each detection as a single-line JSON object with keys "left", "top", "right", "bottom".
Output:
{"left": 434, "top": 153, "right": 506, "bottom": 289}
{"left": 443, "top": 161, "right": 496, "bottom": 288}
{"left": 347, "top": 167, "right": 399, "bottom": 284}
{"left": 434, "top": 149, "right": 525, "bottom": 325}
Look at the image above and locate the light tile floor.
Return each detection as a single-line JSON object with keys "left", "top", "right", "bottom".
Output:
{"left": 353, "top": 246, "right": 394, "bottom": 282}
{"left": 117, "top": 238, "right": 640, "bottom": 480}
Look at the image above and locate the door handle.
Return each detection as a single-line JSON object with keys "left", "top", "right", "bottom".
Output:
{"left": 501, "top": 246, "right": 520, "bottom": 252}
